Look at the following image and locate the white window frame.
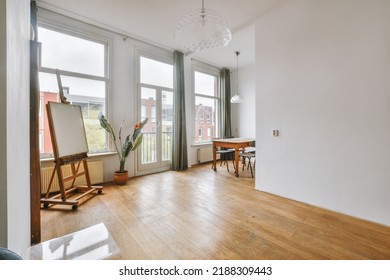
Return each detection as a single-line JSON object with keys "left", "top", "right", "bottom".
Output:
{"left": 135, "top": 48, "right": 174, "bottom": 175}
{"left": 192, "top": 61, "right": 220, "bottom": 145}
{"left": 37, "top": 12, "right": 111, "bottom": 158}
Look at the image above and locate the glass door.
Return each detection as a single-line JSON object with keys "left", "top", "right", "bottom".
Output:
{"left": 140, "top": 87, "right": 157, "bottom": 166}
{"left": 138, "top": 87, "right": 173, "bottom": 173}
{"left": 137, "top": 53, "right": 173, "bottom": 174}
{"left": 161, "top": 90, "right": 173, "bottom": 162}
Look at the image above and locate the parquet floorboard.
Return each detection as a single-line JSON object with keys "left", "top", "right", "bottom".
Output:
{"left": 40, "top": 162, "right": 390, "bottom": 260}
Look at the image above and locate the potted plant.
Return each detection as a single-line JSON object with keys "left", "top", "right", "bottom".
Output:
{"left": 98, "top": 112, "right": 148, "bottom": 185}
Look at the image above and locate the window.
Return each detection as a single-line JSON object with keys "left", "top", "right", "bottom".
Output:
{"left": 140, "top": 56, "right": 173, "bottom": 88}
{"left": 39, "top": 98, "right": 42, "bottom": 117}
{"left": 193, "top": 64, "right": 220, "bottom": 144}
{"left": 200, "top": 112, "right": 204, "bottom": 122}
{"left": 39, "top": 133, "right": 43, "bottom": 153}
{"left": 162, "top": 108, "right": 173, "bottom": 122}
{"left": 141, "top": 105, "right": 147, "bottom": 120}
{"left": 38, "top": 25, "right": 108, "bottom": 157}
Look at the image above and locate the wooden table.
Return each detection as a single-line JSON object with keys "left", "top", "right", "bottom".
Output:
{"left": 212, "top": 138, "right": 255, "bottom": 177}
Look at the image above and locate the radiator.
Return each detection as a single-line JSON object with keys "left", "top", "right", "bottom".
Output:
{"left": 197, "top": 147, "right": 218, "bottom": 163}
{"left": 40, "top": 161, "right": 103, "bottom": 195}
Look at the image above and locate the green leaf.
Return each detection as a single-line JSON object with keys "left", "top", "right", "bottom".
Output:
{"left": 132, "top": 134, "right": 143, "bottom": 151}
{"left": 98, "top": 112, "right": 116, "bottom": 141}
{"left": 118, "top": 119, "right": 126, "bottom": 142}
{"left": 122, "top": 134, "right": 133, "bottom": 159}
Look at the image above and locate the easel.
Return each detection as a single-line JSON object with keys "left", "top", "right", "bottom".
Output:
{"left": 41, "top": 71, "right": 103, "bottom": 210}
{"left": 41, "top": 151, "right": 103, "bottom": 210}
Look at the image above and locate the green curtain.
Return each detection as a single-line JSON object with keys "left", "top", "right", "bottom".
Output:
{"left": 220, "top": 68, "right": 233, "bottom": 138}
{"left": 172, "top": 50, "right": 188, "bottom": 170}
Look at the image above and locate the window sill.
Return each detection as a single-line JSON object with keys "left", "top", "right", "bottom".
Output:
{"left": 40, "top": 151, "right": 117, "bottom": 163}
{"left": 191, "top": 142, "right": 212, "bottom": 148}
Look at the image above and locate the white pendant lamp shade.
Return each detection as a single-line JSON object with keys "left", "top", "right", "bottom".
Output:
{"left": 175, "top": 0, "right": 232, "bottom": 52}
{"left": 230, "top": 93, "right": 243, "bottom": 103}
{"left": 231, "top": 51, "right": 243, "bottom": 103}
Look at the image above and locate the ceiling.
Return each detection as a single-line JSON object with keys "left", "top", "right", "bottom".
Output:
{"left": 36, "top": 0, "right": 290, "bottom": 69}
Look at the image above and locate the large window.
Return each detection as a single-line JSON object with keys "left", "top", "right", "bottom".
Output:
{"left": 193, "top": 65, "right": 220, "bottom": 145}
{"left": 38, "top": 26, "right": 108, "bottom": 158}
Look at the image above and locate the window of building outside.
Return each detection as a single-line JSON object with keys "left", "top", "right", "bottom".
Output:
{"left": 193, "top": 66, "right": 220, "bottom": 145}
{"left": 151, "top": 106, "right": 156, "bottom": 123}
{"left": 38, "top": 26, "right": 108, "bottom": 158}
{"left": 141, "top": 105, "right": 147, "bottom": 120}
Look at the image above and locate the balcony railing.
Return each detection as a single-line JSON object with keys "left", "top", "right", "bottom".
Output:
{"left": 141, "top": 132, "right": 172, "bottom": 164}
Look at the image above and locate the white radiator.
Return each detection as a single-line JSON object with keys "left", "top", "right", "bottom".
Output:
{"left": 40, "top": 161, "right": 103, "bottom": 195}
{"left": 197, "top": 147, "right": 218, "bottom": 163}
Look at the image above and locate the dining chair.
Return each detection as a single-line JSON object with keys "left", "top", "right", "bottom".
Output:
{"left": 240, "top": 141, "right": 256, "bottom": 178}
{"left": 211, "top": 137, "right": 236, "bottom": 172}
{"left": 211, "top": 147, "right": 236, "bottom": 172}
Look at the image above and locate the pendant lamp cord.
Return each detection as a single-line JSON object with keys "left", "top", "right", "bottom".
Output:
{"left": 235, "top": 51, "right": 240, "bottom": 94}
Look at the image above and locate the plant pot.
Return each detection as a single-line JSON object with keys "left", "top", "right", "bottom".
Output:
{"left": 113, "top": 171, "right": 129, "bottom": 185}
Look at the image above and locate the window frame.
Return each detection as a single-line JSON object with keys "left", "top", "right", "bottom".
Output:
{"left": 36, "top": 18, "right": 111, "bottom": 159}
{"left": 192, "top": 61, "right": 221, "bottom": 146}
{"left": 135, "top": 48, "right": 174, "bottom": 174}
{"left": 38, "top": 22, "right": 109, "bottom": 82}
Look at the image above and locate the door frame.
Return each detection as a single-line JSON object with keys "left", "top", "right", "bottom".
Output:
{"left": 134, "top": 49, "right": 173, "bottom": 176}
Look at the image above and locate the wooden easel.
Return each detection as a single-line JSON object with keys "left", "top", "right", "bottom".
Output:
{"left": 41, "top": 71, "right": 103, "bottom": 210}
{"left": 41, "top": 152, "right": 103, "bottom": 210}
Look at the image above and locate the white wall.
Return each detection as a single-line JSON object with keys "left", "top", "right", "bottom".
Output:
{"left": 255, "top": 0, "right": 390, "bottom": 226}
{"left": 0, "top": 0, "right": 31, "bottom": 253}
{"left": 0, "top": 0, "right": 8, "bottom": 248}
{"left": 231, "top": 64, "right": 256, "bottom": 138}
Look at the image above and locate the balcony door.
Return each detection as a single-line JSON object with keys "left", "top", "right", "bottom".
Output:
{"left": 137, "top": 53, "right": 173, "bottom": 174}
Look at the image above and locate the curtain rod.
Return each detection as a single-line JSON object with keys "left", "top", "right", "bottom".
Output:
{"left": 190, "top": 58, "right": 228, "bottom": 70}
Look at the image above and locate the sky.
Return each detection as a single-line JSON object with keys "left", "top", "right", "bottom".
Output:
{"left": 38, "top": 26, "right": 105, "bottom": 97}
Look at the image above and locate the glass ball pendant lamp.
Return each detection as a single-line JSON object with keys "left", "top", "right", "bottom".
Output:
{"left": 175, "top": 0, "right": 232, "bottom": 52}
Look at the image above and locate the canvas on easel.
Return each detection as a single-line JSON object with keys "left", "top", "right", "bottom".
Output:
{"left": 41, "top": 101, "right": 103, "bottom": 210}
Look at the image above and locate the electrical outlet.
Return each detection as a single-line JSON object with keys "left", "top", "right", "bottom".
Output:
{"left": 272, "top": 130, "right": 279, "bottom": 137}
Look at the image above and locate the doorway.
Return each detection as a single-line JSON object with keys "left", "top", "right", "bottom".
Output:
{"left": 136, "top": 54, "right": 173, "bottom": 175}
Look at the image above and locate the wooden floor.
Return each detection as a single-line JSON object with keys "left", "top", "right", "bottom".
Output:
{"left": 41, "top": 162, "right": 390, "bottom": 260}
